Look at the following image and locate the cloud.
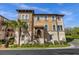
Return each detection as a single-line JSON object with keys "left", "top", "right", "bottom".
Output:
{"left": 60, "top": 10, "right": 73, "bottom": 16}
{"left": 0, "top": 10, "right": 17, "bottom": 20}
{"left": 13, "top": 4, "right": 52, "bottom": 13}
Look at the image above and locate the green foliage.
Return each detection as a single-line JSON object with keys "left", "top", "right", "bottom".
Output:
{"left": 9, "top": 44, "right": 18, "bottom": 48}
{"left": 0, "top": 40, "right": 6, "bottom": 44}
{"left": 8, "top": 37, "right": 15, "bottom": 45}
{"left": 65, "top": 27, "right": 79, "bottom": 39}
{"left": 54, "top": 41, "right": 59, "bottom": 45}
{"left": 9, "top": 42, "right": 69, "bottom": 48}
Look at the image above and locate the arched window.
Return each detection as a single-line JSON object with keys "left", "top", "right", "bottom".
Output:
{"left": 57, "top": 16, "right": 61, "bottom": 21}
{"left": 53, "top": 25, "right": 55, "bottom": 31}
{"left": 21, "top": 15, "right": 25, "bottom": 19}
{"left": 45, "top": 16, "right": 48, "bottom": 20}
{"left": 37, "top": 16, "right": 40, "bottom": 21}
{"left": 57, "top": 25, "right": 63, "bottom": 31}
{"left": 45, "top": 24, "right": 48, "bottom": 30}
{"left": 25, "top": 14, "right": 29, "bottom": 20}
{"left": 52, "top": 16, "right": 56, "bottom": 21}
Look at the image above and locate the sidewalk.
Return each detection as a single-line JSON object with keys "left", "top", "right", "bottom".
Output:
{"left": 0, "top": 45, "right": 75, "bottom": 50}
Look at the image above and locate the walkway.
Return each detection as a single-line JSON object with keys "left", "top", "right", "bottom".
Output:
{"left": 69, "top": 39, "right": 79, "bottom": 48}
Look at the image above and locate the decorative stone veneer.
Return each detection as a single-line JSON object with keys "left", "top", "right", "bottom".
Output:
{"left": 48, "top": 31, "right": 66, "bottom": 43}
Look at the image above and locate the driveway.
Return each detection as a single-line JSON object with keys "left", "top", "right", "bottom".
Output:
{"left": 69, "top": 39, "right": 79, "bottom": 48}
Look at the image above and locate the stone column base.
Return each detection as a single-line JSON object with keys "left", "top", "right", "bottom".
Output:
{"left": 39, "top": 38, "right": 44, "bottom": 44}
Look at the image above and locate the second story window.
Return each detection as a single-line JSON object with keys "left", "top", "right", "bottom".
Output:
{"left": 24, "top": 15, "right": 28, "bottom": 20}
{"left": 37, "top": 16, "right": 40, "bottom": 21}
{"left": 45, "top": 16, "right": 48, "bottom": 20}
{"left": 21, "top": 15, "right": 24, "bottom": 19}
{"left": 45, "top": 24, "right": 48, "bottom": 30}
{"left": 25, "top": 14, "right": 29, "bottom": 20}
{"left": 52, "top": 16, "right": 56, "bottom": 21}
{"left": 57, "top": 25, "right": 63, "bottom": 31}
{"left": 57, "top": 16, "right": 61, "bottom": 21}
{"left": 20, "top": 14, "right": 29, "bottom": 20}
{"left": 53, "top": 25, "right": 56, "bottom": 31}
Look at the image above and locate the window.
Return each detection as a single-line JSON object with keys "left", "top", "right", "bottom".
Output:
{"left": 22, "top": 35, "right": 25, "bottom": 40}
{"left": 24, "top": 15, "right": 28, "bottom": 19}
{"left": 52, "top": 16, "right": 56, "bottom": 21}
{"left": 60, "top": 25, "right": 63, "bottom": 31}
{"left": 57, "top": 16, "right": 61, "bottom": 21}
{"left": 37, "top": 16, "right": 40, "bottom": 21}
{"left": 19, "top": 14, "right": 22, "bottom": 19}
{"left": 24, "top": 14, "right": 29, "bottom": 20}
{"left": 53, "top": 25, "right": 55, "bottom": 31}
{"left": 22, "top": 15, "right": 25, "bottom": 19}
{"left": 57, "top": 25, "right": 63, "bottom": 31}
{"left": 40, "top": 16, "right": 44, "bottom": 20}
{"left": 45, "top": 24, "right": 48, "bottom": 30}
{"left": 57, "top": 25, "right": 60, "bottom": 31}
{"left": 45, "top": 16, "right": 48, "bottom": 20}
{"left": 20, "top": 14, "right": 29, "bottom": 20}
{"left": 52, "top": 16, "right": 54, "bottom": 20}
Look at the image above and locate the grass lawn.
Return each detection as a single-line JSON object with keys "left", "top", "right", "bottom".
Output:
{"left": 9, "top": 43, "right": 70, "bottom": 48}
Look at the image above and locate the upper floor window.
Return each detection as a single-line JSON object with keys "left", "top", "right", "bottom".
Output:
{"left": 57, "top": 25, "right": 63, "bottom": 31}
{"left": 53, "top": 25, "right": 55, "bottom": 31}
{"left": 45, "top": 24, "right": 48, "bottom": 30}
{"left": 21, "top": 15, "right": 25, "bottom": 19}
{"left": 24, "top": 15, "right": 28, "bottom": 19}
{"left": 45, "top": 16, "right": 48, "bottom": 20}
{"left": 25, "top": 14, "right": 29, "bottom": 20}
{"left": 20, "top": 14, "right": 29, "bottom": 20}
{"left": 37, "top": 16, "right": 40, "bottom": 21}
{"left": 57, "top": 16, "right": 61, "bottom": 21}
{"left": 52, "top": 16, "right": 56, "bottom": 21}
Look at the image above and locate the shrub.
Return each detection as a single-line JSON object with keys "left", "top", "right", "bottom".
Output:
{"left": 54, "top": 41, "right": 59, "bottom": 45}
{"left": 9, "top": 37, "right": 15, "bottom": 45}
{"left": 10, "top": 44, "right": 18, "bottom": 48}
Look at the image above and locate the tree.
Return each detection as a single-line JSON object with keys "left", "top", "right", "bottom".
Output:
{"left": 3, "top": 20, "right": 12, "bottom": 48}
{"left": 65, "top": 27, "right": 79, "bottom": 39}
{"left": 17, "top": 19, "right": 28, "bottom": 46}
{"left": 3, "top": 19, "right": 29, "bottom": 47}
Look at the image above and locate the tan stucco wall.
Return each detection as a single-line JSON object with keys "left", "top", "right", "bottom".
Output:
{"left": 18, "top": 12, "right": 66, "bottom": 42}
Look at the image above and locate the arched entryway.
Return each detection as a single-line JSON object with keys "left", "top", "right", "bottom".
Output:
{"left": 37, "top": 29, "right": 42, "bottom": 38}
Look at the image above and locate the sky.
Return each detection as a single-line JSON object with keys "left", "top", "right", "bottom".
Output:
{"left": 0, "top": 3, "right": 79, "bottom": 28}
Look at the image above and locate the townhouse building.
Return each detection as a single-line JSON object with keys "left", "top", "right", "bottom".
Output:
{"left": 16, "top": 9, "right": 66, "bottom": 44}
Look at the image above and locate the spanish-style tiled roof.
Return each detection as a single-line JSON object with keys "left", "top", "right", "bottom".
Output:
{"left": 0, "top": 15, "right": 9, "bottom": 20}
{"left": 34, "top": 14, "right": 64, "bottom": 16}
{"left": 16, "top": 9, "right": 34, "bottom": 13}
{"left": 16, "top": 9, "right": 64, "bottom": 16}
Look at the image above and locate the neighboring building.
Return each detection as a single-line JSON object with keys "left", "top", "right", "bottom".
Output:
{"left": 0, "top": 15, "right": 14, "bottom": 41}
{"left": 16, "top": 9, "right": 66, "bottom": 44}
{"left": 0, "top": 15, "right": 9, "bottom": 40}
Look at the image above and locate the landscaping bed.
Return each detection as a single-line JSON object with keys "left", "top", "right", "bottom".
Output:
{"left": 9, "top": 42, "right": 70, "bottom": 48}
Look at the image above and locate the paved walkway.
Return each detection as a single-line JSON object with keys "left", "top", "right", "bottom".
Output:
{"left": 69, "top": 39, "right": 79, "bottom": 48}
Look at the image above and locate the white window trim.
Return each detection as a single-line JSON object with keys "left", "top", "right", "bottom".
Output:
{"left": 45, "top": 16, "right": 48, "bottom": 20}
{"left": 44, "top": 24, "right": 49, "bottom": 31}
{"left": 52, "top": 24, "right": 56, "bottom": 31}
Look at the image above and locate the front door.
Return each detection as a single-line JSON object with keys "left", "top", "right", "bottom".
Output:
{"left": 37, "top": 29, "right": 42, "bottom": 38}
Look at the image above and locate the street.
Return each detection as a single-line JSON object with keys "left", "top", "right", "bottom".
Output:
{"left": 0, "top": 39, "right": 79, "bottom": 55}
{"left": 0, "top": 48, "right": 79, "bottom": 55}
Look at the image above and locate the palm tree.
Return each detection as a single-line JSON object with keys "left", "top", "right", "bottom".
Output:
{"left": 3, "top": 20, "right": 19, "bottom": 47}
{"left": 17, "top": 19, "right": 28, "bottom": 46}
{"left": 3, "top": 20, "right": 12, "bottom": 48}
{"left": 4, "top": 19, "right": 28, "bottom": 47}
